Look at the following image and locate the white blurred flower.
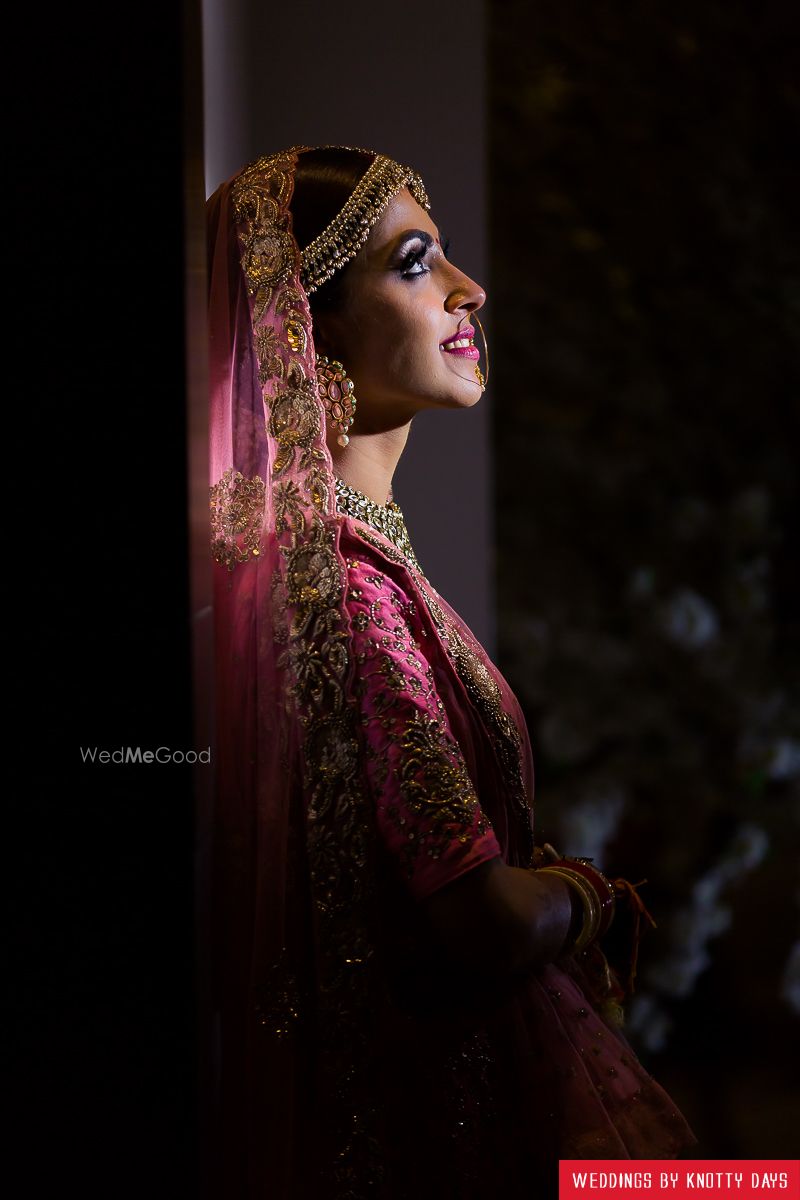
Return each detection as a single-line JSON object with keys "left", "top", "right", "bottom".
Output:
{"left": 643, "top": 822, "right": 769, "bottom": 1003}
{"left": 767, "top": 738, "right": 800, "bottom": 781}
{"left": 626, "top": 992, "right": 673, "bottom": 1053}
{"left": 555, "top": 785, "right": 626, "bottom": 864}
{"left": 657, "top": 588, "right": 720, "bottom": 649}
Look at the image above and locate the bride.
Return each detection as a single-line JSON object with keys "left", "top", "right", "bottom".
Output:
{"left": 204, "top": 144, "right": 697, "bottom": 1199}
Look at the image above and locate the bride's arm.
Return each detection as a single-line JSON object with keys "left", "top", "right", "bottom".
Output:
{"left": 343, "top": 543, "right": 584, "bottom": 979}
{"left": 419, "top": 857, "right": 584, "bottom": 978}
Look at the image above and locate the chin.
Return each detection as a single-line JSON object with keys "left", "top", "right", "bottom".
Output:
{"left": 443, "top": 380, "right": 483, "bottom": 409}
{"left": 422, "top": 370, "right": 481, "bottom": 410}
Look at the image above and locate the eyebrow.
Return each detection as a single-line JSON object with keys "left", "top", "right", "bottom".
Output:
{"left": 391, "top": 229, "right": 436, "bottom": 254}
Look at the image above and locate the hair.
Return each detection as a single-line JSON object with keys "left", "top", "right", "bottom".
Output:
{"left": 291, "top": 146, "right": 376, "bottom": 317}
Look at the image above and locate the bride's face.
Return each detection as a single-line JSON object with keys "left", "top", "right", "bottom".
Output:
{"left": 312, "top": 187, "right": 486, "bottom": 429}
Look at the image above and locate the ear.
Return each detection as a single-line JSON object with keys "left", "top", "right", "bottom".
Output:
{"left": 310, "top": 312, "right": 334, "bottom": 359}
{"left": 311, "top": 307, "right": 347, "bottom": 360}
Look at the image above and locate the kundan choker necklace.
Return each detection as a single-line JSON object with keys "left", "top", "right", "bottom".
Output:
{"left": 334, "top": 476, "right": 423, "bottom": 575}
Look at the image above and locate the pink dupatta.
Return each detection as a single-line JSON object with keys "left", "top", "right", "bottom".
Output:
{"left": 207, "top": 149, "right": 391, "bottom": 1195}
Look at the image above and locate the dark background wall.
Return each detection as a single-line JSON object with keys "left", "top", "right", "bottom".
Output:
{"left": 490, "top": 0, "right": 799, "bottom": 1156}
{"left": 11, "top": 4, "right": 196, "bottom": 1197}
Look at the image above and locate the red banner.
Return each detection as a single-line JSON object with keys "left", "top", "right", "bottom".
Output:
{"left": 559, "top": 1161, "right": 799, "bottom": 1200}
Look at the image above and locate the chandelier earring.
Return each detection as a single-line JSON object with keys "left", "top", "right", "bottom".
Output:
{"left": 472, "top": 313, "right": 490, "bottom": 392}
{"left": 316, "top": 355, "right": 357, "bottom": 447}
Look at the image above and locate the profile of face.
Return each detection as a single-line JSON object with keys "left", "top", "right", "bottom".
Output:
{"left": 311, "top": 187, "right": 487, "bottom": 433}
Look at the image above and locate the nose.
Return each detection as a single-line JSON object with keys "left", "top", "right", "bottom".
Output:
{"left": 444, "top": 266, "right": 486, "bottom": 319}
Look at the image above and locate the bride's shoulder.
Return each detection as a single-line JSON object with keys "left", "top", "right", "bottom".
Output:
{"left": 337, "top": 516, "right": 418, "bottom": 585}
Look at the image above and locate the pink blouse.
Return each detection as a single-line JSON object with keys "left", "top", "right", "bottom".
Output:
{"left": 331, "top": 511, "right": 697, "bottom": 1195}
{"left": 345, "top": 544, "right": 506, "bottom": 899}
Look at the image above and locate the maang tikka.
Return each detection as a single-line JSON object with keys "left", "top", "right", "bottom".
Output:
{"left": 316, "top": 355, "right": 357, "bottom": 446}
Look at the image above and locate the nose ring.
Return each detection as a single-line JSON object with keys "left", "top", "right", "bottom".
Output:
{"left": 472, "top": 313, "right": 489, "bottom": 392}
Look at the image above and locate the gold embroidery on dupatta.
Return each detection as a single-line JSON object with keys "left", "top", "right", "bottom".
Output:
{"left": 209, "top": 468, "right": 266, "bottom": 570}
{"left": 255, "top": 325, "right": 285, "bottom": 383}
{"left": 232, "top": 153, "right": 296, "bottom": 322}
{"left": 282, "top": 521, "right": 343, "bottom": 613}
{"left": 269, "top": 371, "right": 326, "bottom": 477}
{"left": 272, "top": 479, "right": 306, "bottom": 535}
{"left": 228, "top": 151, "right": 385, "bottom": 1193}
{"left": 276, "top": 285, "right": 309, "bottom": 356}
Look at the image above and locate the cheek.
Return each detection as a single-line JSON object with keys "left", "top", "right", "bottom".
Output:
{"left": 349, "top": 286, "right": 441, "bottom": 366}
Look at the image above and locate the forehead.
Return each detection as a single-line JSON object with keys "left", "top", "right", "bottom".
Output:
{"left": 363, "top": 187, "right": 439, "bottom": 254}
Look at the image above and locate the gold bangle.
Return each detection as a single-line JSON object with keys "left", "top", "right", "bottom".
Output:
{"left": 554, "top": 865, "right": 606, "bottom": 945}
{"left": 538, "top": 865, "right": 602, "bottom": 952}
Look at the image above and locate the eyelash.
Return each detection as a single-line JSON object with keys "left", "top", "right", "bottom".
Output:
{"left": 399, "top": 248, "right": 429, "bottom": 279}
{"left": 399, "top": 237, "right": 451, "bottom": 279}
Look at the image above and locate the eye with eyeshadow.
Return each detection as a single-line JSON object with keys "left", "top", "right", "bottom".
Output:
{"left": 398, "top": 242, "right": 431, "bottom": 279}
{"left": 397, "top": 235, "right": 452, "bottom": 279}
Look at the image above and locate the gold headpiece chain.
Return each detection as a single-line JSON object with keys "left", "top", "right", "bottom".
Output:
{"left": 299, "top": 151, "right": 430, "bottom": 295}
